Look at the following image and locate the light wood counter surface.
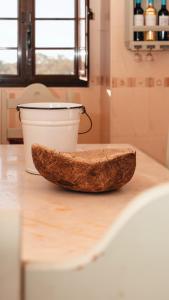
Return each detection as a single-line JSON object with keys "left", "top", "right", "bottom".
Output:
{"left": 0, "top": 144, "right": 169, "bottom": 268}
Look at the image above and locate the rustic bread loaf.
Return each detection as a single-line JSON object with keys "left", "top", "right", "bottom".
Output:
{"left": 32, "top": 144, "right": 136, "bottom": 193}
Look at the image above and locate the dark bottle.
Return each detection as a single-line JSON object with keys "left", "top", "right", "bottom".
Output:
{"left": 134, "top": 0, "right": 144, "bottom": 41}
{"left": 158, "top": 0, "right": 169, "bottom": 41}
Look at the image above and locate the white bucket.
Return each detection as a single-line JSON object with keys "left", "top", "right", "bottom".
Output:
{"left": 17, "top": 102, "right": 87, "bottom": 174}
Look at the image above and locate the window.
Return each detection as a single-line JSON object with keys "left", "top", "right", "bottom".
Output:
{"left": 0, "top": 0, "right": 91, "bottom": 86}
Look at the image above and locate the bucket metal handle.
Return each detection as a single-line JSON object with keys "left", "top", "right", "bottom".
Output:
{"left": 16, "top": 104, "right": 92, "bottom": 135}
{"left": 79, "top": 106, "right": 93, "bottom": 135}
{"left": 17, "top": 107, "right": 21, "bottom": 122}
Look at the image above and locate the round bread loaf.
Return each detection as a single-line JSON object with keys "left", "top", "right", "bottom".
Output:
{"left": 32, "top": 144, "right": 136, "bottom": 193}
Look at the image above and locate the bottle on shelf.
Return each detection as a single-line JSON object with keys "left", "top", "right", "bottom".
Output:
{"left": 145, "top": 0, "right": 157, "bottom": 41}
{"left": 134, "top": 0, "right": 144, "bottom": 41}
{"left": 158, "top": 0, "right": 169, "bottom": 41}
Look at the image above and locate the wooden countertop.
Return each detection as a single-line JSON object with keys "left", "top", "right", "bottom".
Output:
{"left": 0, "top": 144, "right": 169, "bottom": 268}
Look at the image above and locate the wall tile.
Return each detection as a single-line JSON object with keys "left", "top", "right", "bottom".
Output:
{"left": 111, "top": 135, "right": 167, "bottom": 165}
{"left": 105, "top": 0, "right": 169, "bottom": 164}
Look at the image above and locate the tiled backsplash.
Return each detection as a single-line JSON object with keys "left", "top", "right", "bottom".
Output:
{"left": 112, "top": 77, "right": 169, "bottom": 88}
{"left": 99, "top": 76, "right": 169, "bottom": 88}
{"left": 100, "top": 0, "right": 169, "bottom": 165}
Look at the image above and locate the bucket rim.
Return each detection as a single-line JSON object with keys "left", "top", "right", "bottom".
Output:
{"left": 17, "top": 102, "right": 84, "bottom": 110}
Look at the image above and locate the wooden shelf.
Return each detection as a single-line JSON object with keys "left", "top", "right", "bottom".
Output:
{"left": 126, "top": 41, "right": 169, "bottom": 51}
{"left": 125, "top": 0, "right": 169, "bottom": 51}
{"left": 133, "top": 26, "right": 169, "bottom": 32}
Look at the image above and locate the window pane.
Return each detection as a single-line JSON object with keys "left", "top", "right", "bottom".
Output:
{"left": 79, "top": 0, "right": 85, "bottom": 18}
{"left": 0, "top": 50, "right": 17, "bottom": 75}
{"left": 0, "top": 21, "right": 18, "bottom": 47}
{"left": 0, "top": 0, "right": 18, "bottom": 18}
{"left": 35, "top": 21, "right": 75, "bottom": 48}
{"left": 35, "top": 50, "right": 74, "bottom": 75}
{"left": 78, "top": 49, "right": 86, "bottom": 76}
{"left": 35, "top": 0, "right": 75, "bottom": 18}
{"left": 79, "top": 20, "right": 85, "bottom": 48}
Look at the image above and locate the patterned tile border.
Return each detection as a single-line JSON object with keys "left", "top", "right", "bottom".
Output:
{"left": 111, "top": 77, "right": 169, "bottom": 88}
{"left": 90, "top": 76, "right": 169, "bottom": 88}
{"left": 2, "top": 76, "right": 169, "bottom": 91}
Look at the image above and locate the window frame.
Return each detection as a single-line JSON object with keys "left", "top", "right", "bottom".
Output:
{"left": 0, "top": 0, "right": 90, "bottom": 87}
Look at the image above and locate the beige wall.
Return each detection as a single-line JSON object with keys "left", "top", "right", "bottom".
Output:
{"left": 100, "top": 0, "right": 111, "bottom": 143}
{"left": 101, "top": 0, "right": 169, "bottom": 165}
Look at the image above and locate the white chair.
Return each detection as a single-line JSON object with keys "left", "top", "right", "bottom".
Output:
{"left": 24, "top": 183, "right": 169, "bottom": 300}
{"left": 1, "top": 83, "right": 57, "bottom": 144}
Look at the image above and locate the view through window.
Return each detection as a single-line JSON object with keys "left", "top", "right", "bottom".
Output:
{"left": 0, "top": 0, "right": 89, "bottom": 86}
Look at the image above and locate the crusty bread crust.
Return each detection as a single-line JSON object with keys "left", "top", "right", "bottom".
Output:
{"left": 32, "top": 145, "right": 136, "bottom": 193}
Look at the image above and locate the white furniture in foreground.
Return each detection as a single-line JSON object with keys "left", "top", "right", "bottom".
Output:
{"left": 0, "top": 194, "right": 20, "bottom": 300}
{"left": 0, "top": 145, "right": 169, "bottom": 300}
{"left": 25, "top": 183, "right": 169, "bottom": 300}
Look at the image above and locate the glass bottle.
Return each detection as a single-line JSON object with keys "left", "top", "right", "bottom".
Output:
{"left": 134, "top": 0, "right": 144, "bottom": 41}
{"left": 145, "top": 0, "right": 157, "bottom": 41}
{"left": 158, "top": 0, "right": 169, "bottom": 41}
